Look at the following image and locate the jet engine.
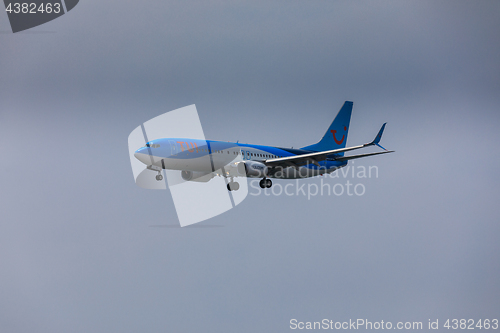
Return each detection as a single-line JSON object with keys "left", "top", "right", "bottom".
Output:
{"left": 237, "top": 161, "right": 268, "bottom": 178}
{"left": 181, "top": 170, "right": 215, "bottom": 182}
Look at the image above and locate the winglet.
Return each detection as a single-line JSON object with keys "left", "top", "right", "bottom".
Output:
{"left": 367, "top": 123, "right": 387, "bottom": 150}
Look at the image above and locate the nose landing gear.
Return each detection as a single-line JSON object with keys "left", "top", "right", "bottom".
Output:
{"left": 147, "top": 165, "right": 163, "bottom": 181}
{"left": 259, "top": 178, "right": 272, "bottom": 189}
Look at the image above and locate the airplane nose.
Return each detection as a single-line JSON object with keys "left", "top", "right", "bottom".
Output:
{"left": 134, "top": 148, "right": 150, "bottom": 164}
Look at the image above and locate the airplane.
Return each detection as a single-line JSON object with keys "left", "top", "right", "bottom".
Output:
{"left": 133, "top": 101, "right": 394, "bottom": 191}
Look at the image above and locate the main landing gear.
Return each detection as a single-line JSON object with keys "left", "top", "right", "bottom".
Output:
{"left": 259, "top": 178, "right": 272, "bottom": 189}
{"left": 155, "top": 173, "right": 163, "bottom": 181}
{"left": 227, "top": 181, "right": 240, "bottom": 191}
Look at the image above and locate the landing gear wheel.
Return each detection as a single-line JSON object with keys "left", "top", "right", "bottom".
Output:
{"left": 260, "top": 178, "right": 272, "bottom": 188}
{"left": 227, "top": 181, "right": 240, "bottom": 191}
{"left": 155, "top": 174, "right": 163, "bottom": 181}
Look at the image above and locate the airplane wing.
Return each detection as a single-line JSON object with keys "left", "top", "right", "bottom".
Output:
{"left": 263, "top": 123, "right": 393, "bottom": 168}
{"left": 334, "top": 150, "right": 394, "bottom": 162}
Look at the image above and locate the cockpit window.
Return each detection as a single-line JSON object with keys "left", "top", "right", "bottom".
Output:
{"left": 144, "top": 143, "right": 160, "bottom": 148}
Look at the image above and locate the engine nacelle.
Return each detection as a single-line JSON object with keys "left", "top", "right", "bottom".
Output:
{"left": 181, "top": 170, "right": 214, "bottom": 182}
{"left": 237, "top": 161, "right": 268, "bottom": 178}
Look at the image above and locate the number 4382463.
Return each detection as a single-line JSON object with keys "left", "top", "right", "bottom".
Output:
{"left": 5, "top": 3, "right": 61, "bottom": 14}
{"left": 444, "top": 319, "right": 499, "bottom": 330}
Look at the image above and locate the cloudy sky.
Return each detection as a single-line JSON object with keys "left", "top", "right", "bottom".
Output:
{"left": 1, "top": 1, "right": 499, "bottom": 332}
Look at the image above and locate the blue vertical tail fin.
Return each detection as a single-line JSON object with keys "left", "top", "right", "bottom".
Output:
{"left": 301, "top": 101, "right": 353, "bottom": 155}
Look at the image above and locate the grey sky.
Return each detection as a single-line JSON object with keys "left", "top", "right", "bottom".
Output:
{"left": 1, "top": 1, "right": 499, "bottom": 332}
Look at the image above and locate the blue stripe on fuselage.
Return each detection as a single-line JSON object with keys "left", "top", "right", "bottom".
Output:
{"left": 140, "top": 138, "right": 347, "bottom": 170}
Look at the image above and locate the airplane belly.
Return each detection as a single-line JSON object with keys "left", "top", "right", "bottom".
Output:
{"left": 212, "top": 155, "right": 238, "bottom": 171}
{"left": 163, "top": 155, "right": 213, "bottom": 172}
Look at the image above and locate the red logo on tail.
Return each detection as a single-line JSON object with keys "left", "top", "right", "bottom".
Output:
{"left": 330, "top": 126, "right": 347, "bottom": 145}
